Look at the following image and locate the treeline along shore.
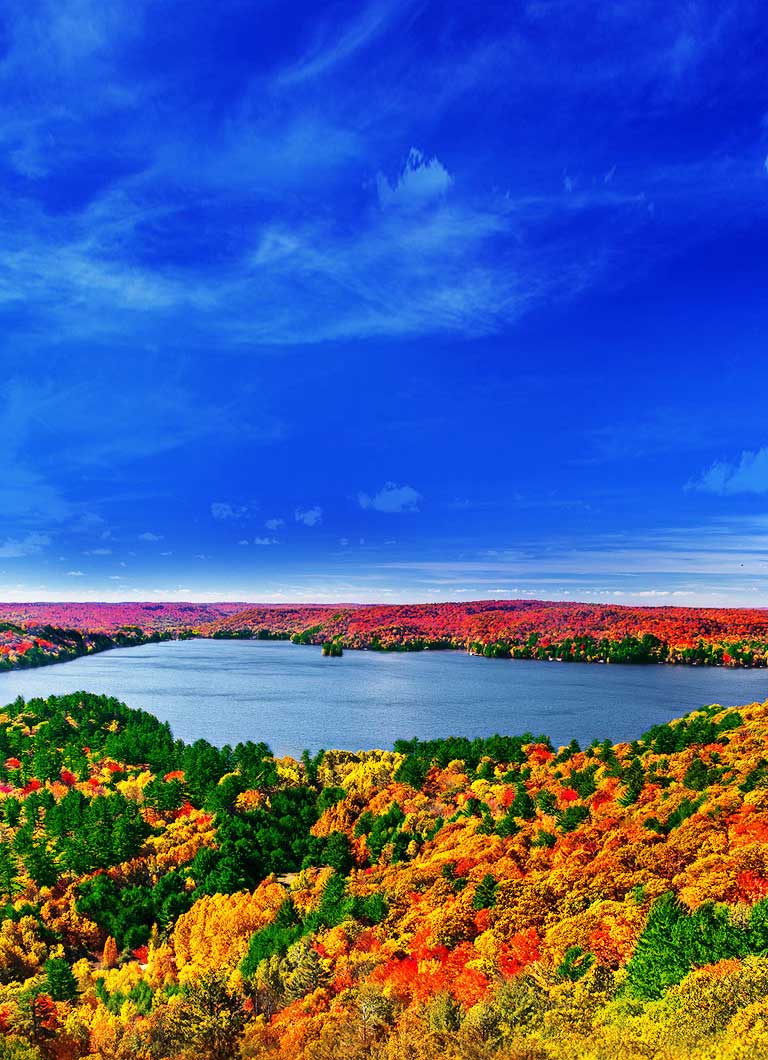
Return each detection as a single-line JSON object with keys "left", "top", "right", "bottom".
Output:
{"left": 0, "top": 624, "right": 179, "bottom": 674}
{"left": 4, "top": 599, "right": 768, "bottom": 672}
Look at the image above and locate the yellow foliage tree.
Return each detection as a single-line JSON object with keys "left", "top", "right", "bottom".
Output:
{"left": 102, "top": 935, "right": 119, "bottom": 969}
{"left": 173, "top": 882, "right": 286, "bottom": 980}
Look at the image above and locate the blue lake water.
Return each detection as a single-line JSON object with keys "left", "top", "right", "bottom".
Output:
{"left": 1, "top": 638, "right": 767, "bottom": 757}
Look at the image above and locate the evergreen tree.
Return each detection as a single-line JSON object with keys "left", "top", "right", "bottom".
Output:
{"left": 683, "top": 756, "right": 711, "bottom": 791}
{"left": 472, "top": 874, "right": 498, "bottom": 910}
{"left": 44, "top": 957, "right": 78, "bottom": 1001}
{"left": 0, "top": 841, "right": 20, "bottom": 900}
{"left": 508, "top": 782, "right": 536, "bottom": 820}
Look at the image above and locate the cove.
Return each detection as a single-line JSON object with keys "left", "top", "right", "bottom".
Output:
{"left": 2, "top": 637, "right": 768, "bottom": 758}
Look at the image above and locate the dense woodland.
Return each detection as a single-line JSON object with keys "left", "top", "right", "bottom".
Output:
{"left": 6, "top": 600, "right": 768, "bottom": 672}
{"left": 208, "top": 600, "right": 768, "bottom": 665}
{"left": 0, "top": 625, "right": 161, "bottom": 674}
{"left": 2, "top": 689, "right": 768, "bottom": 1058}
{"left": 0, "top": 606, "right": 247, "bottom": 635}
{"left": 0, "top": 604, "right": 247, "bottom": 673}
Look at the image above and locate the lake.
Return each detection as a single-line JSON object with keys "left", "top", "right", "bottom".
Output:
{"left": 1, "top": 638, "right": 768, "bottom": 757}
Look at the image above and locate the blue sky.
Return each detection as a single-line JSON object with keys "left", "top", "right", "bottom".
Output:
{"left": 1, "top": 0, "right": 768, "bottom": 604}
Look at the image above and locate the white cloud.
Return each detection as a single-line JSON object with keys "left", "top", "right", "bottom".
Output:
{"left": 253, "top": 536, "right": 278, "bottom": 545}
{"left": 358, "top": 482, "right": 421, "bottom": 513}
{"left": 238, "top": 539, "right": 250, "bottom": 546}
{"left": 212, "top": 502, "right": 237, "bottom": 519}
{"left": 689, "top": 447, "right": 768, "bottom": 494}
{"left": 83, "top": 547, "right": 111, "bottom": 555}
{"left": 211, "top": 501, "right": 252, "bottom": 520}
{"left": 265, "top": 517, "right": 284, "bottom": 530}
{"left": 0, "top": 532, "right": 51, "bottom": 558}
{"left": 295, "top": 506, "right": 323, "bottom": 527}
{"left": 66, "top": 569, "right": 85, "bottom": 576}
{"left": 376, "top": 148, "right": 453, "bottom": 211}
{"left": 139, "top": 531, "right": 164, "bottom": 541}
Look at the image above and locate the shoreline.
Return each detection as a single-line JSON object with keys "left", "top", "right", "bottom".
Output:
{"left": 0, "top": 628, "right": 175, "bottom": 676}
{"left": 3, "top": 628, "right": 768, "bottom": 676}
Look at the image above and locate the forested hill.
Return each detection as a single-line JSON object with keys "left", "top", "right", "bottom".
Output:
{"left": 0, "top": 603, "right": 247, "bottom": 672}
{"left": 0, "top": 623, "right": 155, "bottom": 673}
{"left": 2, "top": 691, "right": 768, "bottom": 1057}
{"left": 0, "top": 603, "right": 247, "bottom": 632}
{"left": 207, "top": 599, "right": 768, "bottom": 666}
{"left": 6, "top": 600, "right": 768, "bottom": 671}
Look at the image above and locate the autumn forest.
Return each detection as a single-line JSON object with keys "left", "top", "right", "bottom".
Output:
{"left": 1, "top": 678, "right": 768, "bottom": 1058}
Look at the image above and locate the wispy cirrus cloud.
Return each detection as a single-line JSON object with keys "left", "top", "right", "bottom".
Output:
{"left": 0, "top": 2, "right": 765, "bottom": 355}
{"left": 0, "top": 533, "right": 51, "bottom": 559}
{"left": 0, "top": 463, "right": 73, "bottom": 527}
{"left": 274, "top": 0, "right": 403, "bottom": 87}
{"left": 0, "top": 0, "right": 148, "bottom": 181}
{"left": 688, "top": 447, "right": 768, "bottom": 494}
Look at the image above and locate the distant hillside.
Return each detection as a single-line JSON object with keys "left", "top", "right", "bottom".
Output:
{"left": 5, "top": 600, "right": 768, "bottom": 671}
{"left": 2, "top": 691, "right": 768, "bottom": 1057}
{"left": 0, "top": 602, "right": 248, "bottom": 633}
{"left": 0, "top": 604, "right": 250, "bottom": 671}
{"left": 206, "top": 599, "right": 768, "bottom": 666}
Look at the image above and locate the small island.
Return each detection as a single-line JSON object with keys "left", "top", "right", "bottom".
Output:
{"left": 321, "top": 639, "right": 343, "bottom": 657}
